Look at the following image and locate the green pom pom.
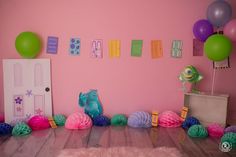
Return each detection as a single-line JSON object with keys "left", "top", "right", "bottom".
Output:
{"left": 111, "top": 114, "right": 127, "bottom": 126}
{"left": 221, "top": 132, "right": 236, "bottom": 149}
{"left": 12, "top": 122, "right": 32, "bottom": 136}
{"left": 53, "top": 114, "right": 66, "bottom": 126}
{"left": 188, "top": 125, "right": 208, "bottom": 138}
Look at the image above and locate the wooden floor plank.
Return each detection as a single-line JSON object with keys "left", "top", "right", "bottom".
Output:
{"left": 12, "top": 129, "right": 52, "bottom": 157}
{"left": 87, "top": 126, "right": 110, "bottom": 148}
{"left": 0, "top": 135, "right": 29, "bottom": 157}
{"left": 167, "top": 128, "right": 206, "bottom": 157}
{"left": 0, "top": 135, "right": 11, "bottom": 145}
{"left": 126, "top": 127, "right": 153, "bottom": 148}
{"left": 109, "top": 126, "right": 128, "bottom": 147}
{"left": 148, "top": 127, "right": 177, "bottom": 148}
{"left": 36, "top": 127, "right": 71, "bottom": 157}
{"left": 64, "top": 128, "right": 91, "bottom": 148}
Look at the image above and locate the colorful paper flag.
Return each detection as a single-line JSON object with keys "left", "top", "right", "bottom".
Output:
{"left": 69, "top": 38, "right": 80, "bottom": 55}
{"left": 109, "top": 40, "right": 120, "bottom": 58}
{"left": 131, "top": 40, "right": 143, "bottom": 57}
{"left": 171, "top": 40, "right": 183, "bottom": 58}
{"left": 151, "top": 40, "right": 163, "bottom": 58}
{"left": 47, "top": 36, "right": 58, "bottom": 54}
{"left": 193, "top": 39, "right": 203, "bottom": 56}
{"left": 91, "top": 39, "right": 103, "bottom": 58}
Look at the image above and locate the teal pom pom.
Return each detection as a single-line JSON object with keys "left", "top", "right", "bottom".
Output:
{"left": 53, "top": 114, "right": 66, "bottom": 126}
{"left": 111, "top": 114, "right": 127, "bottom": 126}
{"left": 221, "top": 132, "right": 236, "bottom": 149}
{"left": 12, "top": 122, "right": 31, "bottom": 136}
{"left": 188, "top": 125, "right": 208, "bottom": 138}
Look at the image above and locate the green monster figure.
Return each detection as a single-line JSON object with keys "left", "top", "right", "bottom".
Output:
{"left": 179, "top": 65, "right": 203, "bottom": 93}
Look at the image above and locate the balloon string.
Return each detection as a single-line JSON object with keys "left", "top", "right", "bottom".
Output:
{"left": 211, "top": 68, "right": 216, "bottom": 95}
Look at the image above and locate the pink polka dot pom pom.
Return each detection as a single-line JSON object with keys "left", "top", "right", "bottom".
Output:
{"left": 0, "top": 114, "right": 4, "bottom": 123}
{"left": 207, "top": 124, "right": 224, "bottom": 138}
{"left": 65, "top": 112, "right": 92, "bottom": 130}
{"left": 158, "top": 111, "right": 182, "bottom": 128}
{"left": 28, "top": 115, "right": 50, "bottom": 131}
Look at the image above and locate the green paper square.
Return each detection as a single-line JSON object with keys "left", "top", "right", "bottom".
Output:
{"left": 131, "top": 40, "right": 143, "bottom": 57}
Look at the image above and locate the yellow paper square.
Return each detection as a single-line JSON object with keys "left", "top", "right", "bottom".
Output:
{"left": 109, "top": 40, "right": 120, "bottom": 58}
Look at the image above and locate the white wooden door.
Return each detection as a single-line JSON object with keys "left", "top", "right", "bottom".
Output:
{"left": 3, "top": 59, "right": 52, "bottom": 123}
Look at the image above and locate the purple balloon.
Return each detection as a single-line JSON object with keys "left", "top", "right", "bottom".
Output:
{"left": 193, "top": 19, "right": 214, "bottom": 42}
{"left": 207, "top": 0, "right": 232, "bottom": 27}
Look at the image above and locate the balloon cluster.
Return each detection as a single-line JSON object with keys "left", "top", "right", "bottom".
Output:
{"left": 193, "top": 0, "right": 235, "bottom": 61}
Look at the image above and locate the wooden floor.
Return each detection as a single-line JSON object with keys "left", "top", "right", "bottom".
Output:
{"left": 0, "top": 126, "right": 235, "bottom": 157}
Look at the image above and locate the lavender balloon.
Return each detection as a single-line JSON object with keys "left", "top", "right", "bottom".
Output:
{"left": 207, "top": 0, "right": 232, "bottom": 27}
{"left": 193, "top": 19, "right": 214, "bottom": 42}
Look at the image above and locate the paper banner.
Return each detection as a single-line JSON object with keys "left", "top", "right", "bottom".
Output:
{"left": 171, "top": 40, "right": 182, "bottom": 58}
{"left": 109, "top": 40, "right": 120, "bottom": 58}
{"left": 91, "top": 39, "right": 103, "bottom": 58}
{"left": 131, "top": 40, "right": 143, "bottom": 57}
{"left": 213, "top": 57, "right": 230, "bottom": 69}
{"left": 151, "top": 40, "right": 163, "bottom": 58}
{"left": 69, "top": 38, "right": 80, "bottom": 55}
{"left": 47, "top": 36, "right": 58, "bottom": 54}
{"left": 193, "top": 39, "right": 203, "bottom": 56}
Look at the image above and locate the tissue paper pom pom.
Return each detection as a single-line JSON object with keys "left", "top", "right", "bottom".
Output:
{"left": 12, "top": 122, "right": 32, "bottom": 136}
{"left": 28, "top": 115, "right": 50, "bottom": 131}
{"left": 182, "top": 117, "right": 200, "bottom": 129}
{"left": 158, "top": 111, "right": 182, "bottom": 128}
{"left": 128, "top": 111, "right": 152, "bottom": 128}
{"left": 0, "top": 123, "right": 13, "bottom": 135}
{"left": 207, "top": 123, "right": 224, "bottom": 138}
{"left": 0, "top": 114, "right": 4, "bottom": 123}
{"left": 188, "top": 125, "right": 208, "bottom": 138}
{"left": 221, "top": 132, "right": 236, "bottom": 149}
{"left": 224, "top": 125, "right": 236, "bottom": 133}
{"left": 53, "top": 114, "right": 66, "bottom": 126}
{"left": 93, "top": 115, "right": 110, "bottom": 126}
{"left": 65, "top": 112, "right": 92, "bottom": 130}
{"left": 111, "top": 114, "right": 127, "bottom": 126}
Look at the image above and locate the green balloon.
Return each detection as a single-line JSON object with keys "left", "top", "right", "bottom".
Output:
{"left": 15, "top": 32, "right": 42, "bottom": 58}
{"left": 204, "top": 34, "right": 232, "bottom": 61}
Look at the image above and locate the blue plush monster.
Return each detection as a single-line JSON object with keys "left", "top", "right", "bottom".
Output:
{"left": 79, "top": 89, "right": 103, "bottom": 118}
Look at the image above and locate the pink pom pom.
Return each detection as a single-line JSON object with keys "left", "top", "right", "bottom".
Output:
{"left": 0, "top": 114, "right": 4, "bottom": 123}
{"left": 65, "top": 112, "right": 92, "bottom": 130}
{"left": 28, "top": 115, "right": 50, "bottom": 131}
{"left": 207, "top": 123, "right": 224, "bottom": 138}
{"left": 159, "top": 111, "right": 182, "bottom": 128}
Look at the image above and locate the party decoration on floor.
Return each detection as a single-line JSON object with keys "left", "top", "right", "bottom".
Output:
{"left": 224, "top": 125, "right": 236, "bottom": 133}
{"left": 188, "top": 125, "right": 208, "bottom": 138}
{"left": 193, "top": 19, "right": 213, "bottom": 42}
{"left": 193, "top": 39, "right": 203, "bottom": 56}
{"left": 28, "top": 115, "right": 50, "bottom": 131}
{"left": 65, "top": 112, "right": 92, "bottom": 130}
{"left": 0, "top": 123, "right": 13, "bottom": 135}
{"left": 111, "top": 114, "right": 127, "bottom": 126}
{"left": 10, "top": 117, "right": 29, "bottom": 126}
{"left": 179, "top": 65, "right": 203, "bottom": 92}
{"left": 207, "top": 0, "right": 232, "bottom": 28}
{"left": 224, "top": 19, "right": 236, "bottom": 42}
{"left": 182, "top": 116, "right": 200, "bottom": 129}
{"left": 204, "top": 34, "right": 232, "bottom": 61}
{"left": 207, "top": 123, "right": 224, "bottom": 138}
{"left": 131, "top": 40, "right": 143, "bottom": 57}
{"left": 109, "top": 40, "right": 120, "bottom": 58}
{"left": 53, "top": 114, "right": 66, "bottom": 126}
{"left": 128, "top": 111, "right": 152, "bottom": 128}
{"left": 221, "top": 132, "right": 236, "bottom": 149}
{"left": 213, "top": 58, "right": 230, "bottom": 69}
{"left": 151, "top": 40, "right": 163, "bottom": 59}
{"left": 79, "top": 89, "right": 103, "bottom": 118}
{"left": 180, "top": 107, "right": 188, "bottom": 121}
{"left": 171, "top": 40, "right": 182, "bottom": 58}
{"left": 47, "top": 36, "right": 58, "bottom": 54}
{"left": 12, "top": 122, "right": 32, "bottom": 136}
{"left": 48, "top": 116, "right": 57, "bottom": 128}
{"left": 151, "top": 111, "right": 158, "bottom": 127}
{"left": 91, "top": 39, "right": 103, "bottom": 58}
{"left": 69, "top": 38, "right": 80, "bottom": 55}
{"left": 93, "top": 115, "right": 110, "bottom": 126}
{"left": 158, "top": 111, "right": 182, "bottom": 128}
{"left": 15, "top": 32, "right": 42, "bottom": 58}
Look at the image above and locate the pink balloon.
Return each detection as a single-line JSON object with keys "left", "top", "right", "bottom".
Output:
{"left": 224, "top": 19, "right": 236, "bottom": 42}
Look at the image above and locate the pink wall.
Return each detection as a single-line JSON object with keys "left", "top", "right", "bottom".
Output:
{"left": 0, "top": 0, "right": 236, "bottom": 121}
